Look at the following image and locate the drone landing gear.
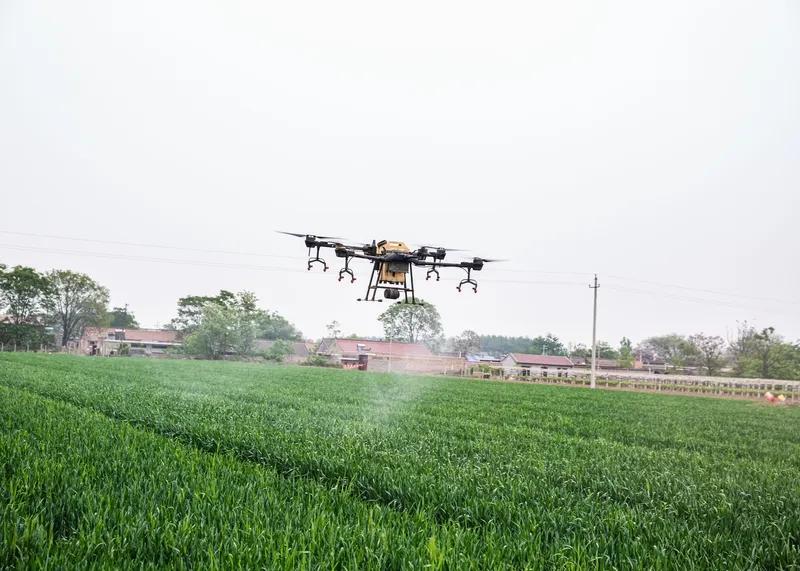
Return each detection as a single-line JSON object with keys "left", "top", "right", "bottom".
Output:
{"left": 307, "top": 245, "right": 328, "bottom": 271}
{"left": 338, "top": 256, "right": 356, "bottom": 283}
{"left": 339, "top": 268, "right": 355, "bottom": 282}
{"left": 457, "top": 267, "right": 479, "bottom": 293}
{"left": 357, "top": 263, "right": 419, "bottom": 303}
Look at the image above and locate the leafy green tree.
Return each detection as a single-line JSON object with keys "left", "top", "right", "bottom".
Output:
{"left": 768, "top": 342, "right": 800, "bottom": 380}
{"left": 689, "top": 333, "right": 725, "bottom": 376}
{"left": 184, "top": 304, "right": 235, "bottom": 359}
{"left": 44, "top": 270, "right": 109, "bottom": 347}
{"left": 171, "top": 290, "right": 301, "bottom": 341}
{"left": 594, "top": 340, "right": 619, "bottom": 359}
{"left": 638, "top": 334, "right": 698, "bottom": 368}
{"left": 262, "top": 339, "right": 295, "bottom": 362}
{"left": 0, "top": 265, "right": 53, "bottom": 347}
{"left": 0, "top": 265, "right": 52, "bottom": 325}
{"left": 735, "top": 326, "right": 798, "bottom": 379}
{"left": 108, "top": 305, "right": 140, "bottom": 329}
{"left": 184, "top": 302, "right": 258, "bottom": 359}
{"left": 255, "top": 310, "right": 302, "bottom": 340}
{"left": 170, "top": 290, "right": 236, "bottom": 333}
{"left": 230, "top": 291, "right": 302, "bottom": 341}
{"left": 529, "top": 334, "right": 567, "bottom": 356}
{"left": 480, "top": 334, "right": 567, "bottom": 356}
{"left": 378, "top": 299, "right": 443, "bottom": 346}
{"left": 568, "top": 343, "right": 592, "bottom": 360}
{"left": 750, "top": 327, "right": 782, "bottom": 379}
{"left": 479, "top": 335, "right": 537, "bottom": 355}
{"left": 618, "top": 337, "right": 634, "bottom": 368}
{"left": 727, "top": 322, "right": 800, "bottom": 380}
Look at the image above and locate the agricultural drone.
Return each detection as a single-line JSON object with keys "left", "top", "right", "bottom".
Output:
{"left": 278, "top": 231, "right": 504, "bottom": 304}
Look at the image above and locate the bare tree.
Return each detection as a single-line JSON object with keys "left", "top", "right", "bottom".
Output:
{"left": 451, "top": 330, "right": 480, "bottom": 356}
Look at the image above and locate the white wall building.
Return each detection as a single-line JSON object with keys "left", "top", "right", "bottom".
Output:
{"left": 501, "top": 353, "right": 574, "bottom": 378}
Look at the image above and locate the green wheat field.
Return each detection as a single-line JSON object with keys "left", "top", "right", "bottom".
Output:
{"left": 1, "top": 353, "right": 799, "bottom": 569}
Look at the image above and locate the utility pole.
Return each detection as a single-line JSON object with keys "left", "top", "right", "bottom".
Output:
{"left": 589, "top": 274, "right": 600, "bottom": 389}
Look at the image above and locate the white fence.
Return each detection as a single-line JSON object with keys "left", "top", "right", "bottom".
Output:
{"left": 498, "top": 370, "right": 800, "bottom": 402}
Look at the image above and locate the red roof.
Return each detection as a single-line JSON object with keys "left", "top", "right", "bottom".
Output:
{"left": 507, "top": 353, "right": 574, "bottom": 367}
{"left": 85, "top": 328, "right": 180, "bottom": 344}
{"left": 329, "top": 338, "right": 433, "bottom": 358}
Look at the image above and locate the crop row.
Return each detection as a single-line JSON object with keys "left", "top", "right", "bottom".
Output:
{"left": 2, "top": 353, "right": 799, "bottom": 568}
{"left": 2, "top": 384, "right": 530, "bottom": 569}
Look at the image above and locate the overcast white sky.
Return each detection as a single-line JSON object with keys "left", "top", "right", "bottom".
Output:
{"left": 1, "top": 1, "right": 798, "bottom": 345}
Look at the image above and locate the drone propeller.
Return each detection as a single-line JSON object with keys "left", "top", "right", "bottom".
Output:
{"left": 276, "top": 231, "right": 343, "bottom": 240}
{"left": 474, "top": 257, "right": 508, "bottom": 263}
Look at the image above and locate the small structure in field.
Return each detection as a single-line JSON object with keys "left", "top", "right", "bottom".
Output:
{"left": 79, "top": 327, "right": 181, "bottom": 356}
{"left": 501, "top": 353, "right": 574, "bottom": 378}
{"left": 316, "top": 338, "right": 464, "bottom": 375}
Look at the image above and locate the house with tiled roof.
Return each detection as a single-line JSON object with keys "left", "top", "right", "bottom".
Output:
{"left": 572, "top": 357, "right": 629, "bottom": 370}
{"left": 316, "top": 338, "right": 463, "bottom": 375}
{"left": 319, "top": 338, "right": 433, "bottom": 358}
{"left": 501, "top": 353, "right": 574, "bottom": 378}
{"left": 79, "top": 327, "right": 181, "bottom": 356}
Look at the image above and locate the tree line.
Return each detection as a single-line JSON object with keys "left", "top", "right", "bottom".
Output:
{"left": 169, "top": 289, "right": 302, "bottom": 360}
{"left": 0, "top": 263, "right": 301, "bottom": 360}
{"left": 340, "top": 298, "right": 800, "bottom": 380}
{"left": 0, "top": 264, "right": 109, "bottom": 348}
{"left": 4, "top": 262, "right": 799, "bottom": 379}
{"left": 447, "top": 327, "right": 800, "bottom": 380}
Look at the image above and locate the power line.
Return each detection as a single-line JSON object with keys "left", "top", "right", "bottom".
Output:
{"left": 605, "top": 274, "right": 800, "bottom": 306}
{"left": 0, "top": 242, "right": 585, "bottom": 287}
{"left": 1, "top": 239, "right": 797, "bottom": 317}
{"left": 0, "top": 229, "right": 592, "bottom": 278}
{"left": 603, "top": 284, "right": 796, "bottom": 314}
{"left": 0, "top": 229, "right": 304, "bottom": 261}
{"left": 0, "top": 243, "right": 314, "bottom": 274}
{"left": 7, "top": 228, "right": 791, "bottom": 306}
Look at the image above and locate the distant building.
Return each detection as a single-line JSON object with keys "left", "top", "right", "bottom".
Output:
{"left": 501, "top": 353, "right": 574, "bottom": 378}
{"left": 464, "top": 353, "right": 504, "bottom": 378}
{"left": 316, "top": 338, "right": 464, "bottom": 375}
{"left": 570, "top": 355, "right": 588, "bottom": 366}
{"left": 79, "top": 327, "right": 181, "bottom": 356}
{"left": 465, "top": 353, "right": 503, "bottom": 364}
{"left": 572, "top": 357, "right": 627, "bottom": 370}
{"left": 635, "top": 354, "right": 668, "bottom": 373}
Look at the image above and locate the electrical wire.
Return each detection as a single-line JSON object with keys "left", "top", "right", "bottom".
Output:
{"left": 0, "top": 229, "right": 304, "bottom": 261}
{"left": 602, "top": 284, "right": 795, "bottom": 315}
{"left": 0, "top": 243, "right": 587, "bottom": 288}
{"left": 1, "top": 232, "right": 797, "bottom": 316}
{"left": 605, "top": 274, "right": 800, "bottom": 306}
{"left": 0, "top": 243, "right": 315, "bottom": 274}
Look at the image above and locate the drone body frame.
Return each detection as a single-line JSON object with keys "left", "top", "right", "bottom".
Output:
{"left": 278, "top": 232, "right": 501, "bottom": 304}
